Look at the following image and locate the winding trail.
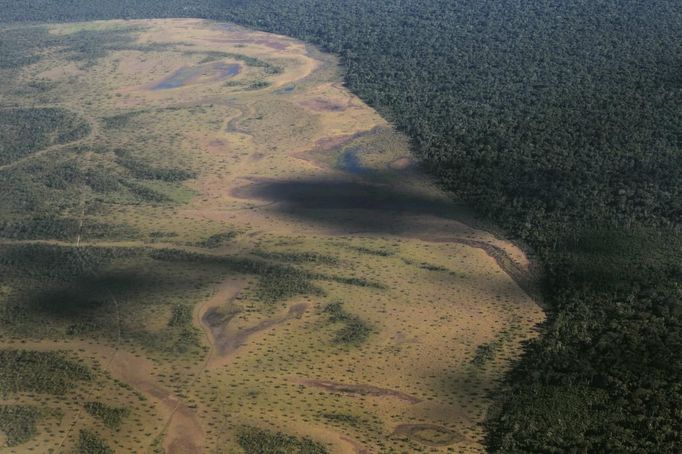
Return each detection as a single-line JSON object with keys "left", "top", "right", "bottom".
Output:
{"left": 53, "top": 193, "right": 127, "bottom": 453}
{"left": 0, "top": 105, "right": 99, "bottom": 172}
{"left": 195, "top": 277, "right": 247, "bottom": 368}
{"left": 6, "top": 339, "right": 202, "bottom": 454}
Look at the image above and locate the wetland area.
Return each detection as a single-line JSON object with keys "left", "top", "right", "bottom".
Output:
{"left": 0, "top": 19, "right": 543, "bottom": 453}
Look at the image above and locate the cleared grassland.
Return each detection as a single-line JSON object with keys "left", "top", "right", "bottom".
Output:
{"left": 0, "top": 19, "right": 544, "bottom": 453}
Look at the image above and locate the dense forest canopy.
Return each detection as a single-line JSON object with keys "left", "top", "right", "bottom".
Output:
{"left": 1, "top": 0, "right": 681, "bottom": 452}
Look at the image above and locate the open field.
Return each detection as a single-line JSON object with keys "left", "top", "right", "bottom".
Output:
{"left": 0, "top": 19, "right": 544, "bottom": 453}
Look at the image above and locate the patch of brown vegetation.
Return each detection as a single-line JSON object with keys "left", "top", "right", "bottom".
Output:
{"left": 298, "top": 379, "right": 422, "bottom": 404}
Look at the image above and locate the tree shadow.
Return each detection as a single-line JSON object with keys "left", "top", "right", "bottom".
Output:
{"left": 233, "top": 176, "right": 470, "bottom": 234}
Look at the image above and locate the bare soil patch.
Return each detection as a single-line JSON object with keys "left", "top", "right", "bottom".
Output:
{"left": 198, "top": 278, "right": 309, "bottom": 368}
{"left": 392, "top": 423, "right": 465, "bottom": 447}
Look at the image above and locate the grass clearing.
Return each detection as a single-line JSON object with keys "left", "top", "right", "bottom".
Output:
{"left": 0, "top": 18, "right": 543, "bottom": 453}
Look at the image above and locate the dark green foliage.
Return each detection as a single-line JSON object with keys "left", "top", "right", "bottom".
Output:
{"left": 0, "top": 108, "right": 90, "bottom": 165}
{"left": 324, "top": 301, "right": 348, "bottom": 323}
{"left": 487, "top": 385, "right": 614, "bottom": 453}
{"left": 347, "top": 246, "right": 392, "bottom": 257}
{"left": 252, "top": 250, "right": 338, "bottom": 265}
{"left": 0, "top": 243, "right": 137, "bottom": 283}
{"left": 17, "top": 147, "right": 191, "bottom": 207}
{"left": 194, "top": 51, "right": 282, "bottom": 74}
{"left": 39, "top": 160, "right": 120, "bottom": 193}
{"left": 0, "top": 25, "right": 142, "bottom": 86}
{"left": 319, "top": 412, "right": 364, "bottom": 428}
{"left": 114, "top": 149, "right": 196, "bottom": 182}
{"left": 236, "top": 425, "right": 328, "bottom": 454}
{"left": 0, "top": 27, "right": 47, "bottom": 69}
{"left": 0, "top": 216, "right": 138, "bottom": 241}
{"left": 0, "top": 350, "right": 91, "bottom": 396}
{"left": 252, "top": 263, "right": 322, "bottom": 304}
{"left": 487, "top": 231, "right": 682, "bottom": 452}
{"left": 322, "top": 275, "right": 384, "bottom": 290}
{"left": 0, "top": 244, "right": 211, "bottom": 353}
{"left": 76, "top": 429, "right": 113, "bottom": 454}
{"left": 0, "top": 155, "right": 100, "bottom": 221}
{"left": 151, "top": 249, "right": 383, "bottom": 303}
{"left": 0, "top": 150, "right": 188, "bottom": 236}
{"left": 198, "top": 231, "right": 238, "bottom": 248}
{"left": 167, "top": 304, "right": 192, "bottom": 328}
{"left": 323, "top": 302, "right": 371, "bottom": 345}
{"left": 247, "top": 80, "right": 271, "bottom": 90}
{"left": 156, "top": 249, "right": 324, "bottom": 303}
{"left": 471, "top": 342, "right": 499, "bottom": 368}
{"left": 333, "top": 320, "right": 371, "bottom": 345}
{"left": 60, "top": 27, "right": 139, "bottom": 63}
{"left": 418, "top": 263, "right": 447, "bottom": 272}
{"left": 0, "top": 245, "right": 142, "bottom": 329}
{"left": 0, "top": 405, "right": 42, "bottom": 447}
{"left": 83, "top": 401, "right": 129, "bottom": 429}
{"left": 119, "top": 180, "right": 170, "bottom": 203}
